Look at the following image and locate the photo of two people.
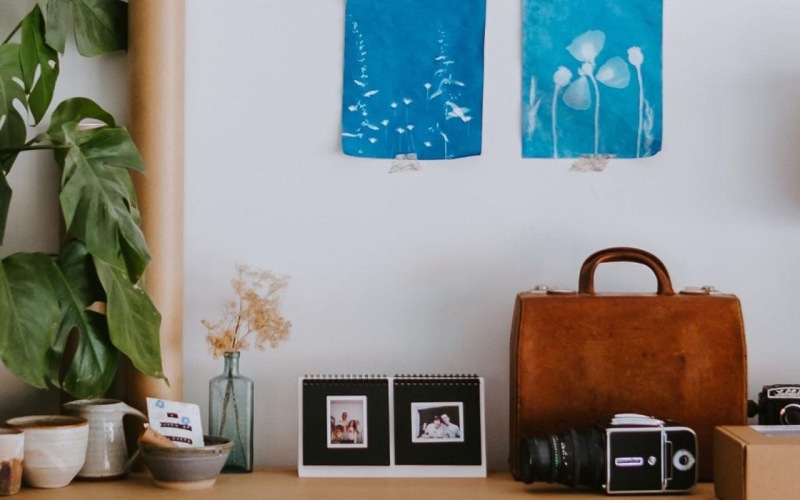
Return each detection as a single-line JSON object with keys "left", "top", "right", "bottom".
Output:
{"left": 412, "top": 402, "right": 464, "bottom": 443}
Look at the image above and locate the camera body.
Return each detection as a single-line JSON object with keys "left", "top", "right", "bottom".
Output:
{"left": 599, "top": 414, "right": 697, "bottom": 494}
{"left": 518, "top": 413, "right": 697, "bottom": 495}
{"left": 756, "top": 384, "right": 800, "bottom": 425}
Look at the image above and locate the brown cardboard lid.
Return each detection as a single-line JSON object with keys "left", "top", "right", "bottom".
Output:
{"left": 719, "top": 426, "right": 800, "bottom": 446}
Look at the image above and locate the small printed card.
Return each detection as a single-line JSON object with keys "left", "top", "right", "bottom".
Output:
{"left": 146, "top": 398, "right": 204, "bottom": 448}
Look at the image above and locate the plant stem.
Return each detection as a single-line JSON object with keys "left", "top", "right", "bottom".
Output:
{"left": 0, "top": 143, "right": 64, "bottom": 167}
{"left": 635, "top": 65, "right": 644, "bottom": 158}
{"left": 552, "top": 86, "right": 560, "bottom": 159}
{"left": 217, "top": 370, "right": 246, "bottom": 466}
{"left": 588, "top": 73, "right": 601, "bottom": 155}
{"left": 2, "top": 20, "right": 23, "bottom": 46}
{"left": 217, "top": 376, "right": 232, "bottom": 435}
{"left": 0, "top": 144, "right": 67, "bottom": 156}
{"left": 230, "top": 382, "right": 245, "bottom": 463}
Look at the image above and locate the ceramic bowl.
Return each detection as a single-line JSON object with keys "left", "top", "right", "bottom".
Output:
{"left": 140, "top": 435, "right": 233, "bottom": 490}
{"left": 5, "top": 415, "right": 89, "bottom": 488}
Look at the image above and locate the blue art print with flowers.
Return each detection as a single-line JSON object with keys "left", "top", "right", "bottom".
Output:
{"left": 522, "top": 0, "right": 662, "bottom": 159}
{"left": 342, "top": 0, "right": 486, "bottom": 160}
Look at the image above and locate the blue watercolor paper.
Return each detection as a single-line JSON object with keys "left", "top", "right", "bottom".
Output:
{"left": 522, "top": 0, "right": 662, "bottom": 159}
{"left": 342, "top": 0, "right": 486, "bottom": 160}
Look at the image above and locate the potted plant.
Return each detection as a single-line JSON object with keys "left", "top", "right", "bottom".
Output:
{"left": 0, "top": 1, "right": 165, "bottom": 398}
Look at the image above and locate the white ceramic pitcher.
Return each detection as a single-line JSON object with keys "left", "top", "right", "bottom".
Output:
{"left": 62, "top": 399, "right": 147, "bottom": 479}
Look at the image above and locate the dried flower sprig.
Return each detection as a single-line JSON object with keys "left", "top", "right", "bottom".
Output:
{"left": 202, "top": 264, "right": 292, "bottom": 358}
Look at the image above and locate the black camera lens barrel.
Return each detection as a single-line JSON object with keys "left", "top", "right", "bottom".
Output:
{"left": 518, "top": 435, "right": 556, "bottom": 484}
{"left": 519, "top": 427, "right": 605, "bottom": 488}
{"left": 780, "top": 404, "right": 800, "bottom": 425}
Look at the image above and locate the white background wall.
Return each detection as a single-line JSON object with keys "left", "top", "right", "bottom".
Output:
{"left": 4, "top": 0, "right": 800, "bottom": 471}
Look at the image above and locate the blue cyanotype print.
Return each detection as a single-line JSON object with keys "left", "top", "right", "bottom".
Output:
{"left": 342, "top": 0, "right": 486, "bottom": 160}
{"left": 522, "top": 0, "right": 662, "bottom": 159}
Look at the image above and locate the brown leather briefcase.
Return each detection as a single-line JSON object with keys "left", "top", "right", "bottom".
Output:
{"left": 509, "top": 247, "right": 747, "bottom": 482}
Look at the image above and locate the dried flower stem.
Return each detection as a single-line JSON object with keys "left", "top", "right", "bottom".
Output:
{"left": 216, "top": 370, "right": 245, "bottom": 465}
{"left": 203, "top": 264, "right": 292, "bottom": 358}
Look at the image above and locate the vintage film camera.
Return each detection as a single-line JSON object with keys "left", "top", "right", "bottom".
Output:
{"left": 752, "top": 384, "right": 800, "bottom": 425}
{"left": 517, "top": 414, "right": 697, "bottom": 495}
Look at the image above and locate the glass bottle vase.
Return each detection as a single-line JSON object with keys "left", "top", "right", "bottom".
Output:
{"left": 209, "top": 351, "right": 254, "bottom": 472}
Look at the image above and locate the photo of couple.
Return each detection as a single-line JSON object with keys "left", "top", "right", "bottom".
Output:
{"left": 412, "top": 402, "right": 464, "bottom": 443}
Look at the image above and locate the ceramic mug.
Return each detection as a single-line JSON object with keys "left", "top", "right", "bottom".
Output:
{"left": 5, "top": 415, "right": 88, "bottom": 488}
{"left": 63, "top": 399, "right": 147, "bottom": 479}
{"left": 0, "top": 429, "right": 23, "bottom": 496}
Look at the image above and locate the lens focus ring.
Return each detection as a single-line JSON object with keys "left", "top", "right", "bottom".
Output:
{"left": 780, "top": 404, "right": 800, "bottom": 425}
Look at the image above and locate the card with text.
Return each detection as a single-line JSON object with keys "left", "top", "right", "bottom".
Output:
{"left": 146, "top": 398, "right": 204, "bottom": 448}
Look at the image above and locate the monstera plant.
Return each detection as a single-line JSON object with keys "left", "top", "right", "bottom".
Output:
{"left": 0, "top": 1, "right": 165, "bottom": 398}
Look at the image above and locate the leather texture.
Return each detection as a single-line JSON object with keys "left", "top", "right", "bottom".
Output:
{"left": 509, "top": 247, "right": 747, "bottom": 482}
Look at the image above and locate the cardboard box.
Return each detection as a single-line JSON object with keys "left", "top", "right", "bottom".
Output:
{"left": 714, "top": 426, "right": 800, "bottom": 500}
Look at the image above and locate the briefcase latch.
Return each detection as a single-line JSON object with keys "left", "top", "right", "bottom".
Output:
{"left": 680, "top": 286, "right": 721, "bottom": 295}
{"left": 529, "top": 285, "right": 577, "bottom": 295}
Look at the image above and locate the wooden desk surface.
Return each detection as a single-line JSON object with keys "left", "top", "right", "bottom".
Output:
{"left": 12, "top": 470, "right": 716, "bottom": 499}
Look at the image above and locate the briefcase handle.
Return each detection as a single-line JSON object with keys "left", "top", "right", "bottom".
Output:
{"left": 578, "top": 247, "right": 675, "bottom": 295}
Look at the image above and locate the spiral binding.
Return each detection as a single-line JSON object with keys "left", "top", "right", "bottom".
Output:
{"left": 394, "top": 374, "right": 481, "bottom": 386}
{"left": 301, "top": 374, "right": 480, "bottom": 385}
{"left": 302, "top": 374, "right": 388, "bottom": 384}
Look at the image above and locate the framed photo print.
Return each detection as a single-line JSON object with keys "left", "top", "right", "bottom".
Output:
{"left": 393, "top": 375, "right": 484, "bottom": 469}
{"left": 299, "top": 376, "right": 390, "bottom": 472}
{"left": 411, "top": 402, "right": 464, "bottom": 443}
{"left": 327, "top": 395, "right": 367, "bottom": 448}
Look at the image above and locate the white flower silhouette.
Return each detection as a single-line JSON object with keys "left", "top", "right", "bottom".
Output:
{"left": 563, "top": 30, "right": 631, "bottom": 155}
{"left": 567, "top": 30, "right": 605, "bottom": 64}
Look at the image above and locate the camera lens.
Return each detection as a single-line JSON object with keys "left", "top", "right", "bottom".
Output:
{"left": 780, "top": 404, "right": 800, "bottom": 425}
{"left": 519, "top": 427, "right": 605, "bottom": 488}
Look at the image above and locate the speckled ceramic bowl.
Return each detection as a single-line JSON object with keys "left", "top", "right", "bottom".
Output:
{"left": 5, "top": 415, "right": 89, "bottom": 489}
{"left": 140, "top": 435, "right": 233, "bottom": 490}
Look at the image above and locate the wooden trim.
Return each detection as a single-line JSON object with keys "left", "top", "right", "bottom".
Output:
{"left": 126, "top": 0, "right": 186, "bottom": 409}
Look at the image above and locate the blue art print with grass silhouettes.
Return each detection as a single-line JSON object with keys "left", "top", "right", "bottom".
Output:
{"left": 522, "top": 0, "right": 662, "bottom": 159}
{"left": 342, "top": 0, "right": 486, "bottom": 160}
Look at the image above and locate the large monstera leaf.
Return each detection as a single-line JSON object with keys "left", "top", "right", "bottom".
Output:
{"left": 0, "top": 253, "right": 62, "bottom": 389}
{"left": 48, "top": 98, "right": 150, "bottom": 283}
{"left": 55, "top": 240, "right": 118, "bottom": 397}
{"left": 94, "top": 258, "right": 164, "bottom": 383}
{"left": 0, "top": 44, "right": 27, "bottom": 166}
{"left": 0, "top": 240, "right": 136, "bottom": 398}
{"left": 45, "top": 0, "right": 127, "bottom": 57}
{"left": 0, "top": 45, "right": 27, "bottom": 240}
{"left": 20, "top": 5, "right": 60, "bottom": 125}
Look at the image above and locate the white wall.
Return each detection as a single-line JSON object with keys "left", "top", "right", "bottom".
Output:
{"left": 4, "top": 0, "right": 800, "bottom": 470}
{"left": 183, "top": 0, "right": 800, "bottom": 468}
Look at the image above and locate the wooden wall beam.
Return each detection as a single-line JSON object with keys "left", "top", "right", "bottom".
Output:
{"left": 126, "top": 0, "right": 185, "bottom": 409}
